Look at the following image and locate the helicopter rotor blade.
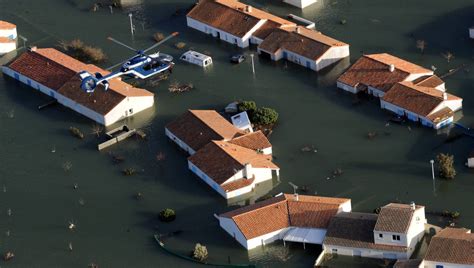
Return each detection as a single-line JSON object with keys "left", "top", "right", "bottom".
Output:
{"left": 106, "top": 60, "right": 129, "bottom": 71}
{"left": 107, "top": 37, "right": 138, "bottom": 52}
{"left": 143, "top": 32, "right": 179, "bottom": 53}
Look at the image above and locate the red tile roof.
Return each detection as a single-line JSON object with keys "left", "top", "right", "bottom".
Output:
{"left": 221, "top": 177, "right": 255, "bottom": 192}
{"left": 220, "top": 194, "right": 350, "bottom": 239}
{"left": 338, "top": 53, "right": 432, "bottom": 92}
{"left": 166, "top": 110, "right": 244, "bottom": 152}
{"left": 324, "top": 212, "right": 408, "bottom": 252}
{"left": 7, "top": 48, "right": 153, "bottom": 116}
{"left": 374, "top": 203, "right": 423, "bottom": 234}
{"left": 382, "top": 82, "right": 460, "bottom": 117}
{"left": 188, "top": 140, "right": 278, "bottom": 185}
{"left": 258, "top": 27, "right": 347, "bottom": 61}
{"left": 0, "top": 21, "right": 16, "bottom": 30}
{"left": 412, "top": 75, "right": 444, "bottom": 88}
{"left": 228, "top": 131, "right": 272, "bottom": 151}
{"left": 424, "top": 228, "right": 474, "bottom": 265}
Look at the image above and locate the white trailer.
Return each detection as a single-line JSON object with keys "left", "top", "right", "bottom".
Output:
{"left": 180, "top": 50, "right": 212, "bottom": 67}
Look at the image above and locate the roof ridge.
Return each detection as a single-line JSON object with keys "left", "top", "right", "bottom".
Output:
{"left": 189, "top": 110, "right": 242, "bottom": 138}
{"left": 213, "top": 140, "right": 266, "bottom": 166}
{"left": 231, "top": 197, "right": 288, "bottom": 219}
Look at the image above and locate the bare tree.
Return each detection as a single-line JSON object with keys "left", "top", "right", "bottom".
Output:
{"left": 416, "top": 40, "right": 426, "bottom": 54}
{"left": 443, "top": 52, "right": 454, "bottom": 63}
{"left": 91, "top": 124, "right": 103, "bottom": 137}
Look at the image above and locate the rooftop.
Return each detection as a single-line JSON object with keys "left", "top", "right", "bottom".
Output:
{"left": 324, "top": 212, "right": 408, "bottom": 252}
{"left": 374, "top": 203, "right": 424, "bottom": 234}
{"left": 382, "top": 81, "right": 461, "bottom": 117}
{"left": 258, "top": 27, "right": 347, "bottom": 61}
{"left": 220, "top": 194, "right": 350, "bottom": 239}
{"left": 0, "top": 20, "right": 16, "bottom": 30}
{"left": 188, "top": 140, "right": 278, "bottom": 185}
{"left": 166, "top": 110, "right": 244, "bottom": 152}
{"left": 424, "top": 228, "right": 474, "bottom": 265}
{"left": 228, "top": 131, "right": 272, "bottom": 151}
{"left": 337, "top": 53, "right": 432, "bottom": 92}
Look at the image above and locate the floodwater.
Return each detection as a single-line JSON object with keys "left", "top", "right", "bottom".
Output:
{"left": 1, "top": 0, "right": 474, "bottom": 267}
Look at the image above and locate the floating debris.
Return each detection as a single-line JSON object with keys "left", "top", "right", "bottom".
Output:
{"left": 135, "top": 192, "right": 143, "bottom": 200}
{"left": 156, "top": 152, "right": 166, "bottom": 162}
{"left": 62, "top": 161, "right": 73, "bottom": 172}
{"left": 407, "top": 126, "right": 412, "bottom": 131}
{"left": 78, "top": 198, "right": 85, "bottom": 206}
{"left": 3, "top": 185, "right": 6, "bottom": 192}
{"left": 168, "top": 81, "right": 194, "bottom": 93}
{"left": 5, "top": 230, "right": 10, "bottom": 237}
{"left": 3, "top": 251, "right": 14, "bottom": 261}
{"left": 7, "top": 109, "right": 15, "bottom": 118}
{"left": 88, "top": 263, "right": 99, "bottom": 268}
{"left": 333, "top": 168, "right": 343, "bottom": 176}
{"left": 7, "top": 208, "right": 12, "bottom": 216}
{"left": 367, "top": 131, "right": 377, "bottom": 140}
{"left": 51, "top": 145, "right": 56, "bottom": 153}
{"left": 122, "top": 167, "right": 136, "bottom": 176}
{"left": 111, "top": 154, "right": 125, "bottom": 164}
{"left": 73, "top": 183, "right": 78, "bottom": 190}
{"left": 68, "top": 221, "right": 76, "bottom": 231}
{"left": 68, "top": 242, "right": 73, "bottom": 251}
{"left": 69, "top": 127, "right": 85, "bottom": 139}
{"left": 301, "top": 145, "right": 317, "bottom": 153}
{"left": 91, "top": 124, "right": 103, "bottom": 138}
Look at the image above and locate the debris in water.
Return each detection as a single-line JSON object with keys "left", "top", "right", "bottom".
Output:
{"left": 78, "top": 198, "right": 85, "bottom": 206}
{"left": 301, "top": 145, "right": 317, "bottom": 153}
{"left": 333, "top": 168, "right": 343, "bottom": 176}
{"left": 135, "top": 192, "right": 143, "bottom": 200}
{"left": 168, "top": 81, "right": 194, "bottom": 93}
{"left": 385, "top": 122, "right": 390, "bottom": 127}
{"left": 73, "top": 183, "right": 78, "bottom": 190}
{"left": 5, "top": 230, "right": 10, "bottom": 237}
{"left": 68, "top": 221, "right": 76, "bottom": 231}
{"left": 3, "top": 185, "right": 6, "bottom": 192}
{"left": 7, "top": 109, "right": 14, "bottom": 118}
{"left": 367, "top": 131, "right": 377, "bottom": 140}
{"left": 69, "top": 242, "right": 73, "bottom": 251}
{"left": 62, "top": 161, "right": 73, "bottom": 172}
{"left": 88, "top": 263, "right": 99, "bottom": 268}
{"left": 7, "top": 208, "right": 11, "bottom": 216}
{"left": 3, "top": 251, "right": 14, "bottom": 261}
{"left": 407, "top": 126, "right": 412, "bottom": 131}
{"left": 51, "top": 145, "right": 56, "bottom": 153}
{"left": 69, "top": 126, "right": 85, "bottom": 139}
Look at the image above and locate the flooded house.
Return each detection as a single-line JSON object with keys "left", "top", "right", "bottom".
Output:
{"left": 186, "top": 0, "right": 349, "bottom": 72}
{"left": 166, "top": 110, "right": 278, "bottom": 199}
{"left": 423, "top": 227, "right": 474, "bottom": 267}
{"left": 323, "top": 203, "right": 426, "bottom": 260}
{"left": 1, "top": 47, "right": 154, "bottom": 126}
{"left": 217, "top": 193, "right": 351, "bottom": 250}
{"left": 337, "top": 53, "right": 463, "bottom": 129}
{"left": 0, "top": 20, "right": 17, "bottom": 55}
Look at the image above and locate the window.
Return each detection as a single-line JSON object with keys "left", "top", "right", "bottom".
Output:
{"left": 129, "top": 108, "right": 133, "bottom": 114}
{"left": 332, "top": 249, "right": 338, "bottom": 253}
{"left": 378, "top": 233, "right": 383, "bottom": 239}
{"left": 436, "top": 265, "right": 443, "bottom": 268}
{"left": 392, "top": 235, "right": 401, "bottom": 241}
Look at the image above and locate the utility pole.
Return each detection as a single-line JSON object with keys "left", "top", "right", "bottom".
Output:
{"left": 430, "top": 159, "right": 436, "bottom": 195}
{"left": 18, "top": 35, "right": 27, "bottom": 48}
{"left": 250, "top": 53, "right": 255, "bottom": 75}
{"left": 128, "top": 13, "right": 135, "bottom": 37}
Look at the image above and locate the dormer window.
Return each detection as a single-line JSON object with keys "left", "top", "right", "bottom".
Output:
{"left": 392, "top": 235, "right": 401, "bottom": 241}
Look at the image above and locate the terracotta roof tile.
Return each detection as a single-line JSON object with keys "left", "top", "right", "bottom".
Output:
{"left": 214, "top": 0, "right": 294, "bottom": 25}
{"left": 258, "top": 27, "right": 346, "bottom": 61}
{"left": 338, "top": 54, "right": 432, "bottom": 92}
{"left": 374, "top": 203, "right": 423, "bottom": 234}
{"left": 221, "top": 177, "right": 255, "bottom": 192}
{"left": 424, "top": 228, "right": 474, "bottom": 265}
{"left": 221, "top": 194, "right": 350, "bottom": 240}
{"left": 382, "top": 82, "right": 460, "bottom": 117}
{"left": 228, "top": 131, "right": 271, "bottom": 151}
{"left": 188, "top": 140, "right": 278, "bottom": 185}
{"left": 426, "top": 107, "right": 453, "bottom": 123}
{"left": 324, "top": 212, "right": 408, "bottom": 252}
{"left": 0, "top": 21, "right": 16, "bottom": 30}
{"left": 187, "top": 1, "right": 261, "bottom": 38}
{"left": 7, "top": 49, "right": 153, "bottom": 116}
{"left": 166, "top": 110, "right": 244, "bottom": 152}
{"left": 412, "top": 75, "right": 444, "bottom": 88}
{"left": 252, "top": 20, "right": 283, "bottom": 40}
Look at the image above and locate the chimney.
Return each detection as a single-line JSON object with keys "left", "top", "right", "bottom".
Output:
{"left": 245, "top": 5, "right": 252, "bottom": 13}
{"left": 243, "top": 163, "right": 253, "bottom": 178}
{"left": 410, "top": 201, "right": 416, "bottom": 211}
{"left": 28, "top": 46, "right": 37, "bottom": 52}
{"left": 389, "top": 64, "right": 395, "bottom": 72}
{"left": 443, "top": 92, "right": 447, "bottom": 100}
{"left": 294, "top": 193, "right": 299, "bottom": 201}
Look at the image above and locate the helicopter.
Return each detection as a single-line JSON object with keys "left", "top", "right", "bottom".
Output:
{"left": 80, "top": 32, "right": 179, "bottom": 93}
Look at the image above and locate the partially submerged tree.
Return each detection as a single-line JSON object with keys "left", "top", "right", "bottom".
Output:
{"left": 436, "top": 153, "right": 456, "bottom": 180}
{"left": 59, "top": 39, "right": 107, "bottom": 63}
{"left": 192, "top": 243, "right": 208, "bottom": 262}
{"left": 416, "top": 40, "right": 426, "bottom": 54}
{"left": 252, "top": 107, "right": 279, "bottom": 126}
{"left": 159, "top": 208, "right": 176, "bottom": 222}
{"left": 442, "top": 52, "right": 454, "bottom": 63}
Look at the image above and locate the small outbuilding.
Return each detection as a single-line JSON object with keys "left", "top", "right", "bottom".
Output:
{"left": 180, "top": 50, "right": 212, "bottom": 67}
{"left": 283, "top": 0, "right": 317, "bottom": 9}
{"left": 0, "top": 20, "right": 17, "bottom": 55}
{"left": 231, "top": 111, "right": 253, "bottom": 133}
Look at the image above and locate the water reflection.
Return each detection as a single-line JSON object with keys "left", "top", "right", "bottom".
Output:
{"left": 227, "top": 177, "right": 280, "bottom": 206}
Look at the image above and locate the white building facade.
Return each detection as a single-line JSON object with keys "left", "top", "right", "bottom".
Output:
{"left": 283, "top": 0, "right": 317, "bottom": 9}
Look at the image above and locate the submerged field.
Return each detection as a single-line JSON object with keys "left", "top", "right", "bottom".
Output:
{"left": 1, "top": 0, "right": 474, "bottom": 267}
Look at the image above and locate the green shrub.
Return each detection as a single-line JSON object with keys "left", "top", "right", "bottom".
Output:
{"left": 159, "top": 208, "right": 176, "bottom": 222}
{"left": 252, "top": 107, "right": 278, "bottom": 125}
{"left": 436, "top": 153, "right": 456, "bottom": 180}
{"left": 238, "top": 101, "right": 257, "bottom": 115}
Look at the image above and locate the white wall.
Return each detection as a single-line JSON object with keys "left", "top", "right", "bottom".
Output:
{"left": 104, "top": 95, "right": 154, "bottom": 126}
{"left": 0, "top": 27, "right": 17, "bottom": 39}
{"left": 336, "top": 81, "right": 358, "bottom": 94}
{"left": 424, "top": 260, "right": 474, "bottom": 268}
{"left": 406, "top": 72, "right": 434, "bottom": 81}
{"left": 186, "top": 17, "right": 266, "bottom": 48}
{"left": 323, "top": 244, "right": 409, "bottom": 260}
{"left": 247, "top": 228, "right": 289, "bottom": 249}
{"left": 468, "top": 157, "right": 474, "bottom": 168}
{"left": 470, "top": 28, "right": 474, "bottom": 39}
{"left": 0, "top": 41, "right": 16, "bottom": 54}
{"left": 316, "top": 45, "right": 350, "bottom": 71}
{"left": 188, "top": 160, "right": 227, "bottom": 198}
{"left": 339, "top": 201, "right": 352, "bottom": 212}
{"left": 165, "top": 128, "right": 196, "bottom": 155}
{"left": 283, "top": 0, "right": 317, "bottom": 8}
{"left": 261, "top": 147, "right": 272, "bottom": 155}
{"left": 219, "top": 217, "right": 249, "bottom": 249}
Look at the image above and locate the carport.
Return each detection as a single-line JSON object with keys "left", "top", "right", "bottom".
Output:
{"left": 282, "top": 227, "right": 327, "bottom": 249}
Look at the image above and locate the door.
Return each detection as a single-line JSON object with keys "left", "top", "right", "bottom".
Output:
{"left": 306, "top": 61, "right": 311, "bottom": 68}
{"left": 353, "top": 250, "right": 362, "bottom": 257}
